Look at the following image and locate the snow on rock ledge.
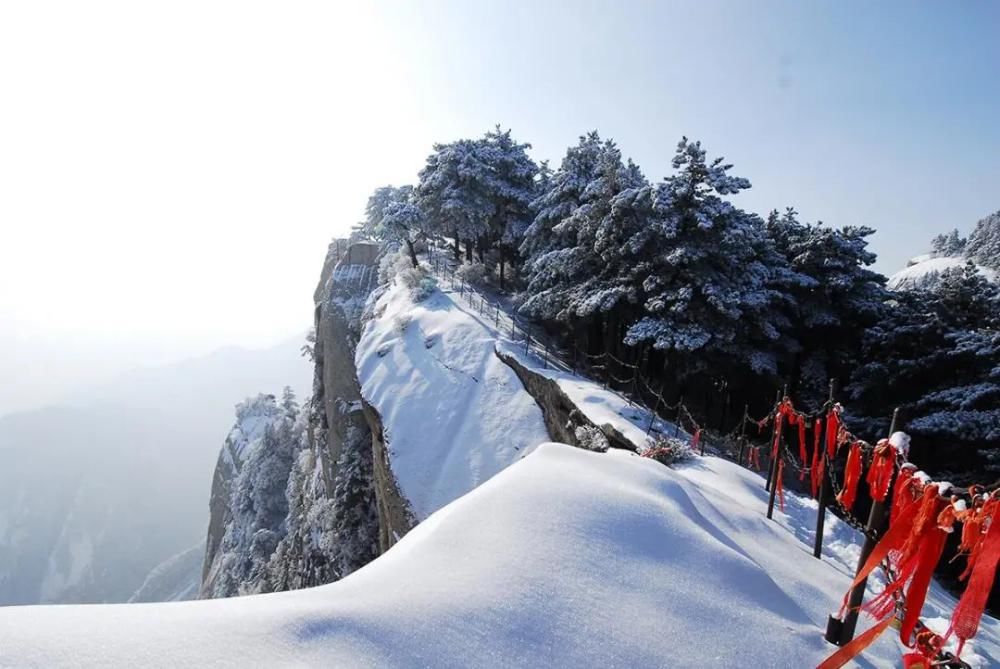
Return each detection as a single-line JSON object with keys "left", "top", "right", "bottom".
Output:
{"left": 888, "top": 254, "right": 997, "bottom": 291}
{"left": 355, "top": 277, "right": 550, "bottom": 523}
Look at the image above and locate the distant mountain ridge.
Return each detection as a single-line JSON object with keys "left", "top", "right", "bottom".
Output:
{"left": 888, "top": 210, "right": 999, "bottom": 290}
{"left": 0, "top": 336, "right": 310, "bottom": 606}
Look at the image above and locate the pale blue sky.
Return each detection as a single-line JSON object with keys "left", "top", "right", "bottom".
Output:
{"left": 374, "top": 0, "right": 999, "bottom": 274}
{"left": 1, "top": 1, "right": 997, "bottom": 410}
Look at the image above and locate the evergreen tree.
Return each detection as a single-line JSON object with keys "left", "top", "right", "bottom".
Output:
{"left": 848, "top": 262, "right": 1000, "bottom": 482}
{"left": 521, "top": 132, "right": 605, "bottom": 266}
{"left": 622, "top": 138, "right": 779, "bottom": 379}
{"left": 473, "top": 127, "right": 537, "bottom": 288}
{"left": 764, "top": 208, "right": 888, "bottom": 402}
{"left": 416, "top": 127, "right": 537, "bottom": 273}
{"left": 930, "top": 228, "right": 967, "bottom": 257}
{"left": 520, "top": 133, "right": 646, "bottom": 345}
{"left": 281, "top": 386, "right": 299, "bottom": 421}
{"left": 417, "top": 138, "right": 493, "bottom": 261}
{"left": 965, "top": 210, "right": 1000, "bottom": 270}
{"left": 362, "top": 185, "right": 426, "bottom": 267}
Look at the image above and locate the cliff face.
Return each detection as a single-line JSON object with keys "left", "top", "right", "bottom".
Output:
{"left": 361, "top": 398, "right": 416, "bottom": 552}
{"left": 309, "top": 241, "right": 379, "bottom": 503}
{"left": 199, "top": 240, "right": 382, "bottom": 598}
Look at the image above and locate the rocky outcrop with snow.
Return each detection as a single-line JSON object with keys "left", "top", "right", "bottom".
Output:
{"left": 200, "top": 241, "right": 381, "bottom": 597}
{"left": 202, "top": 243, "right": 688, "bottom": 593}
{"left": 888, "top": 254, "right": 997, "bottom": 291}
{"left": 889, "top": 212, "right": 1000, "bottom": 291}
{"left": 200, "top": 393, "right": 302, "bottom": 598}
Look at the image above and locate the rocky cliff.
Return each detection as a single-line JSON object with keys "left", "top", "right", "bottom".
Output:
{"left": 199, "top": 240, "right": 383, "bottom": 597}
{"left": 199, "top": 241, "right": 651, "bottom": 598}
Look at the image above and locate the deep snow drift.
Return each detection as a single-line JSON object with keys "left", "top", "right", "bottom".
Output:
{"left": 3, "top": 444, "right": 996, "bottom": 668}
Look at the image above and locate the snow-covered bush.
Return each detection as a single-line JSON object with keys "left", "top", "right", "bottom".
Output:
{"left": 377, "top": 246, "right": 437, "bottom": 302}
{"left": 574, "top": 425, "right": 610, "bottom": 452}
{"left": 412, "top": 275, "right": 438, "bottom": 302}
{"left": 377, "top": 245, "right": 407, "bottom": 285}
{"left": 641, "top": 436, "right": 692, "bottom": 466}
{"left": 456, "top": 262, "right": 487, "bottom": 287}
{"left": 393, "top": 313, "right": 412, "bottom": 334}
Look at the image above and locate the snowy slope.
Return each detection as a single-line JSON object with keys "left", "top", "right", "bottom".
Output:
{"left": 2, "top": 444, "right": 995, "bottom": 667}
{"left": 355, "top": 280, "right": 550, "bottom": 520}
{"left": 888, "top": 254, "right": 997, "bottom": 290}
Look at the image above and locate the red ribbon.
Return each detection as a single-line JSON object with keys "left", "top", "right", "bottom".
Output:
{"left": 947, "top": 500, "right": 1000, "bottom": 656}
{"left": 836, "top": 441, "right": 863, "bottom": 512}
{"left": 866, "top": 440, "right": 895, "bottom": 503}
{"left": 826, "top": 409, "right": 841, "bottom": 459}
{"left": 810, "top": 417, "right": 824, "bottom": 498}
{"left": 797, "top": 419, "right": 808, "bottom": 482}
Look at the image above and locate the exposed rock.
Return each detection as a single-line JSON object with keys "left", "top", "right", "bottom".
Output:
{"left": 496, "top": 349, "right": 637, "bottom": 452}
{"left": 361, "top": 399, "right": 416, "bottom": 553}
{"left": 199, "top": 240, "right": 382, "bottom": 598}
{"left": 311, "top": 241, "right": 379, "bottom": 491}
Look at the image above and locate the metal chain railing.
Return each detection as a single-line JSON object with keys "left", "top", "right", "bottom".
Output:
{"left": 425, "top": 251, "right": 704, "bottom": 445}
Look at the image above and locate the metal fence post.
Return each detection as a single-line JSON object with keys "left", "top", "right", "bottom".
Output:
{"left": 765, "top": 388, "right": 783, "bottom": 492}
{"left": 834, "top": 408, "right": 901, "bottom": 645}
{"left": 813, "top": 379, "right": 837, "bottom": 560}
{"left": 737, "top": 403, "right": 749, "bottom": 465}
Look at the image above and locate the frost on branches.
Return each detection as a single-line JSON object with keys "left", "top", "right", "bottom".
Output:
{"left": 202, "top": 388, "right": 378, "bottom": 598}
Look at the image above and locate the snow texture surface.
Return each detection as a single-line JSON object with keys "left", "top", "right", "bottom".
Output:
{"left": 2, "top": 444, "right": 996, "bottom": 667}
{"left": 355, "top": 278, "right": 550, "bottom": 520}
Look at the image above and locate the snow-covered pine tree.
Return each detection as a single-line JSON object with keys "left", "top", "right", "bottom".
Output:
{"left": 519, "top": 133, "right": 646, "bottom": 352}
{"left": 479, "top": 126, "right": 537, "bottom": 288}
{"left": 965, "top": 210, "right": 1000, "bottom": 270}
{"left": 764, "top": 208, "right": 888, "bottom": 403}
{"left": 621, "top": 138, "right": 780, "bottom": 380}
{"left": 930, "top": 228, "right": 967, "bottom": 257}
{"left": 362, "top": 185, "right": 426, "bottom": 267}
{"left": 417, "top": 128, "right": 536, "bottom": 272}
{"left": 265, "top": 408, "right": 377, "bottom": 592}
{"left": 848, "top": 261, "right": 1000, "bottom": 483}
{"left": 416, "top": 139, "right": 494, "bottom": 261}
{"left": 520, "top": 132, "right": 605, "bottom": 271}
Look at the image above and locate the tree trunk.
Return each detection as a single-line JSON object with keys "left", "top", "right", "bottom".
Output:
{"left": 405, "top": 239, "right": 419, "bottom": 268}
{"left": 452, "top": 233, "right": 460, "bottom": 261}
{"left": 498, "top": 250, "right": 506, "bottom": 291}
{"left": 476, "top": 235, "right": 486, "bottom": 263}
{"left": 465, "top": 239, "right": 473, "bottom": 262}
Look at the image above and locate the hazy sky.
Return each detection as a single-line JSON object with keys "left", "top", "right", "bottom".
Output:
{"left": 2, "top": 1, "right": 998, "bottom": 410}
